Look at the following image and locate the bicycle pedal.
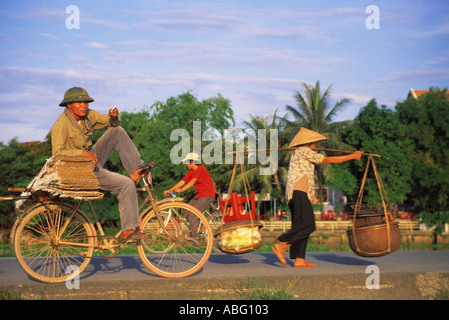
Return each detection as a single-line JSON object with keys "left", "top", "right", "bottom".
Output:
{"left": 184, "top": 236, "right": 199, "bottom": 245}
{"left": 119, "top": 238, "right": 136, "bottom": 244}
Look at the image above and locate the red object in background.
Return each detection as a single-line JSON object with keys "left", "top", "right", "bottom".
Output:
{"left": 342, "top": 213, "right": 392, "bottom": 221}
{"left": 219, "top": 192, "right": 256, "bottom": 223}
{"left": 400, "top": 212, "right": 417, "bottom": 220}
{"left": 321, "top": 210, "right": 335, "bottom": 221}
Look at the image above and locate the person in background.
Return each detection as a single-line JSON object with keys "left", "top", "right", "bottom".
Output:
{"left": 164, "top": 152, "right": 215, "bottom": 243}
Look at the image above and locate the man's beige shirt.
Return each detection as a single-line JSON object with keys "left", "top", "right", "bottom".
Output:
{"left": 51, "top": 109, "right": 120, "bottom": 156}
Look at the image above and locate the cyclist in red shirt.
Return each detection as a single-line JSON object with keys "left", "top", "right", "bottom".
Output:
{"left": 164, "top": 152, "right": 216, "bottom": 243}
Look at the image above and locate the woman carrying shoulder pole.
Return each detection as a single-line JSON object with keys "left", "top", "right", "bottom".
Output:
{"left": 272, "top": 128, "right": 363, "bottom": 268}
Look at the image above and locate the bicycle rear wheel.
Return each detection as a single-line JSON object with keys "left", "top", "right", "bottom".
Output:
{"left": 13, "top": 202, "right": 95, "bottom": 283}
{"left": 137, "top": 202, "right": 213, "bottom": 278}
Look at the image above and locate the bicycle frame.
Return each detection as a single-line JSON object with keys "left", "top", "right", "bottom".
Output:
{"left": 8, "top": 166, "right": 214, "bottom": 281}
{"left": 8, "top": 171, "right": 183, "bottom": 251}
{"left": 85, "top": 172, "right": 183, "bottom": 246}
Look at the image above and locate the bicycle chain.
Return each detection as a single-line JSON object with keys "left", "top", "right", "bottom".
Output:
{"left": 76, "top": 235, "right": 122, "bottom": 259}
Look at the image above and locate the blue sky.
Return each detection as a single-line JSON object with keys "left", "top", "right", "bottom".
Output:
{"left": 1, "top": 0, "right": 448, "bottom": 144}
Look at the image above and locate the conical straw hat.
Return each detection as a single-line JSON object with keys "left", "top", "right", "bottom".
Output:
{"left": 289, "top": 127, "right": 327, "bottom": 147}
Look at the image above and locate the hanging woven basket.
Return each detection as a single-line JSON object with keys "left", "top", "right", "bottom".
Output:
{"left": 214, "top": 219, "right": 263, "bottom": 255}
{"left": 347, "top": 220, "right": 401, "bottom": 257}
{"left": 215, "top": 154, "right": 264, "bottom": 255}
{"left": 347, "top": 155, "right": 401, "bottom": 257}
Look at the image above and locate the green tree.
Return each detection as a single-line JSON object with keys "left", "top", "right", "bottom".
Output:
{"left": 145, "top": 91, "right": 235, "bottom": 193}
{"left": 285, "top": 80, "right": 353, "bottom": 148}
{"left": 335, "top": 99, "right": 413, "bottom": 205}
{"left": 149, "top": 92, "right": 234, "bottom": 135}
{"left": 396, "top": 88, "right": 449, "bottom": 240}
{"left": 0, "top": 137, "right": 51, "bottom": 226}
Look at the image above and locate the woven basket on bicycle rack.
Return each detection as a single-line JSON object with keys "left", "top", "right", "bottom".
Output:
{"left": 214, "top": 219, "right": 263, "bottom": 255}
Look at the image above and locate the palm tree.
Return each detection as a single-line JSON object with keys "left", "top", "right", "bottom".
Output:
{"left": 285, "top": 80, "right": 354, "bottom": 209}
{"left": 228, "top": 109, "right": 289, "bottom": 213}
{"left": 285, "top": 80, "right": 353, "bottom": 148}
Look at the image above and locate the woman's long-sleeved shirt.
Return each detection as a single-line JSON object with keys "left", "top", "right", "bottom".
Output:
{"left": 285, "top": 147, "right": 324, "bottom": 203}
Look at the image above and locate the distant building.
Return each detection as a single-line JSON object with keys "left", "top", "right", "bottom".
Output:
{"left": 408, "top": 88, "right": 449, "bottom": 100}
{"left": 408, "top": 89, "right": 429, "bottom": 99}
{"left": 19, "top": 141, "right": 41, "bottom": 147}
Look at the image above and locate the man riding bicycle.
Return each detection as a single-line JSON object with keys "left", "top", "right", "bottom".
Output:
{"left": 51, "top": 87, "right": 149, "bottom": 242}
{"left": 164, "top": 152, "right": 216, "bottom": 243}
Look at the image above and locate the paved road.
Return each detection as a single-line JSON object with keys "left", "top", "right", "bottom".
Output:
{"left": 1, "top": 250, "right": 449, "bottom": 300}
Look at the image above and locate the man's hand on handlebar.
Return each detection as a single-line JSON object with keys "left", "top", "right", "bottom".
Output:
{"left": 163, "top": 190, "right": 179, "bottom": 198}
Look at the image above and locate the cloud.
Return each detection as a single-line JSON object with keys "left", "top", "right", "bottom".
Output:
{"left": 242, "top": 26, "right": 322, "bottom": 40}
{"left": 0, "top": 32, "right": 13, "bottom": 43}
{"left": 0, "top": 66, "right": 96, "bottom": 87}
{"left": 38, "top": 33, "right": 58, "bottom": 39}
{"left": 23, "top": 8, "right": 65, "bottom": 21}
{"left": 333, "top": 92, "right": 374, "bottom": 106}
{"left": 411, "top": 21, "right": 449, "bottom": 38}
{"left": 264, "top": 7, "right": 364, "bottom": 19}
{"left": 376, "top": 69, "right": 449, "bottom": 85}
{"left": 102, "top": 43, "right": 336, "bottom": 74}
{"left": 422, "top": 50, "right": 449, "bottom": 66}
{"left": 228, "top": 76, "right": 307, "bottom": 91}
{"left": 0, "top": 85, "right": 63, "bottom": 143}
{"left": 0, "top": 66, "right": 133, "bottom": 109}
{"left": 12, "top": 49, "right": 52, "bottom": 60}
{"left": 0, "top": 121, "right": 51, "bottom": 144}
{"left": 134, "top": 7, "right": 245, "bottom": 32}
{"left": 82, "top": 16, "right": 130, "bottom": 31}
{"left": 85, "top": 42, "right": 109, "bottom": 49}
{"left": 131, "top": 6, "right": 365, "bottom": 41}
{"left": 132, "top": 72, "right": 311, "bottom": 97}
{"left": 0, "top": 6, "right": 128, "bottom": 31}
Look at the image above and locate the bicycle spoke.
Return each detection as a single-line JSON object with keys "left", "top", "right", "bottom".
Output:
{"left": 137, "top": 202, "right": 212, "bottom": 278}
{"left": 14, "top": 203, "right": 95, "bottom": 283}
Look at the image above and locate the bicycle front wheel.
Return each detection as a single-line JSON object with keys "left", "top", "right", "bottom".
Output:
{"left": 137, "top": 202, "right": 213, "bottom": 278}
{"left": 13, "top": 202, "right": 95, "bottom": 283}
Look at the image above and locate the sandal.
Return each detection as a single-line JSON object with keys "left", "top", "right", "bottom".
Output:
{"left": 293, "top": 261, "right": 316, "bottom": 268}
{"left": 271, "top": 243, "right": 288, "bottom": 266}
{"left": 130, "top": 162, "right": 153, "bottom": 182}
{"left": 120, "top": 228, "right": 147, "bottom": 244}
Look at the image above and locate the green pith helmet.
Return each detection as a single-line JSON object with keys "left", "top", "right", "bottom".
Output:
{"left": 59, "top": 87, "right": 94, "bottom": 106}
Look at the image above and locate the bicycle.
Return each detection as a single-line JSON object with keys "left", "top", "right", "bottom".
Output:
{"left": 166, "top": 192, "right": 223, "bottom": 253}
{"left": 202, "top": 202, "right": 223, "bottom": 232}
{"left": 5, "top": 166, "right": 213, "bottom": 283}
